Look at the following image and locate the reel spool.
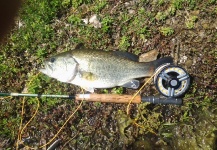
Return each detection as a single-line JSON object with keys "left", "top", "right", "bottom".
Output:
{"left": 154, "top": 64, "right": 190, "bottom": 98}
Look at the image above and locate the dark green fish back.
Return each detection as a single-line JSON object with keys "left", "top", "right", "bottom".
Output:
{"left": 68, "top": 49, "right": 155, "bottom": 83}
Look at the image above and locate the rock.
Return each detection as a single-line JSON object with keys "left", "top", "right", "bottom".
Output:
{"left": 139, "top": 49, "right": 159, "bottom": 62}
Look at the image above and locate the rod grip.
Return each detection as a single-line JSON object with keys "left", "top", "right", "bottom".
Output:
{"left": 76, "top": 94, "right": 141, "bottom": 103}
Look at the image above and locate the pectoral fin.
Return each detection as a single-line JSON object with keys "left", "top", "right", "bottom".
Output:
{"left": 81, "top": 72, "right": 98, "bottom": 81}
{"left": 119, "top": 80, "right": 140, "bottom": 89}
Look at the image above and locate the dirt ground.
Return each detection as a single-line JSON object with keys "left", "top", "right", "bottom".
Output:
{"left": 0, "top": 1, "right": 217, "bottom": 149}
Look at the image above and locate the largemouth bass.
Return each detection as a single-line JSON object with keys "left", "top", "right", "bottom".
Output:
{"left": 40, "top": 49, "right": 173, "bottom": 92}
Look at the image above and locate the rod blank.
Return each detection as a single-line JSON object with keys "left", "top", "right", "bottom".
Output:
{"left": 0, "top": 92, "right": 182, "bottom": 105}
{"left": 0, "top": 92, "right": 75, "bottom": 99}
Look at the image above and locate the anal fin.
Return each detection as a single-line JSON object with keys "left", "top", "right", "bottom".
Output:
{"left": 119, "top": 80, "right": 140, "bottom": 89}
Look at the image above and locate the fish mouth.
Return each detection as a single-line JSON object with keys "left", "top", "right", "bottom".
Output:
{"left": 39, "top": 63, "right": 53, "bottom": 74}
{"left": 39, "top": 68, "right": 47, "bottom": 74}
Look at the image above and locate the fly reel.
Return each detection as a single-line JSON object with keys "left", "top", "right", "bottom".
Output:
{"left": 154, "top": 64, "right": 190, "bottom": 98}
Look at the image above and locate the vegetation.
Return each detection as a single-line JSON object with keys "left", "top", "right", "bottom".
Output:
{"left": 0, "top": 0, "right": 216, "bottom": 149}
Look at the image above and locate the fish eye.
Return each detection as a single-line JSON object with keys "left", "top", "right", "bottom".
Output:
{"left": 50, "top": 57, "right": 56, "bottom": 63}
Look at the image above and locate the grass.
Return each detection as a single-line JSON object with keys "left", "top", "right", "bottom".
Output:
{"left": 0, "top": 0, "right": 217, "bottom": 149}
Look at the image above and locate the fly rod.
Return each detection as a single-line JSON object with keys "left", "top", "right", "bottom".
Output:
{"left": 0, "top": 92, "right": 182, "bottom": 105}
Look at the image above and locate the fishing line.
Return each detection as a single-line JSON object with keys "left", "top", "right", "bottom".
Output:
{"left": 13, "top": 63, "right": 186, "bottom": 148}
{"left": 17, "top": 91, "right": 84, "bottom": 149}
{"left": 16, "top": 72, "right": 40, "bottom": 150}
{"left": 16, "top": 73, "right": 84, "bottom": 149}
{"left": 39, "top": 91, "right": 84, "bottom": 149}
{"left": 126, "top": 69, "right": 161, "bottom": 131}
{"left": 126, "top": 70, "right": 160, "bottom": 115}
{"left": 0, "top": 96, "right": 11, "bottom": 100}
{"left": 61, "top": 132, "right": 79, "bottom": 150}
{"left": 17, "top": 97, "right": 40, "bottom": 150}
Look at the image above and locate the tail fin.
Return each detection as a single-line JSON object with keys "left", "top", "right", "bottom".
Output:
{"left": 153, "top": 57, "right": 173, "bottom": 70}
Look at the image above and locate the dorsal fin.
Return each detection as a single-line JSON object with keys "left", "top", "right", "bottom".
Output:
{"left": 112, "top": 51, "right": 139, "bottom": 61}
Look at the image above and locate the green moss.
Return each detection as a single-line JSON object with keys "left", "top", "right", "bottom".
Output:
{"left": 155, "top": 12, "right": 167, "bottom": 21}
{"left": 185, "top": 15, "right": 198, "bottom": 29}
{"left": 159, "top": 27, "right": 174, "bottom": 36}
{"left": 135, "top": 103, "right": 161, "bottom": 135}
{"left": 119, "top": 36, "right": 131, "bottom": 51}
{"left": 160, "top": 107, "right": 217, "bottom": 150}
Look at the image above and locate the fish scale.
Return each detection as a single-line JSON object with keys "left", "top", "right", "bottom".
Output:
{"left": 72, "top": 49, "right": 152, "bottom": 79}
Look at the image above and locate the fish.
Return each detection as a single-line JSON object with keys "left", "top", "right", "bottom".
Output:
{"left": 39, "top": 49, "right": 173, "bottom": 92}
